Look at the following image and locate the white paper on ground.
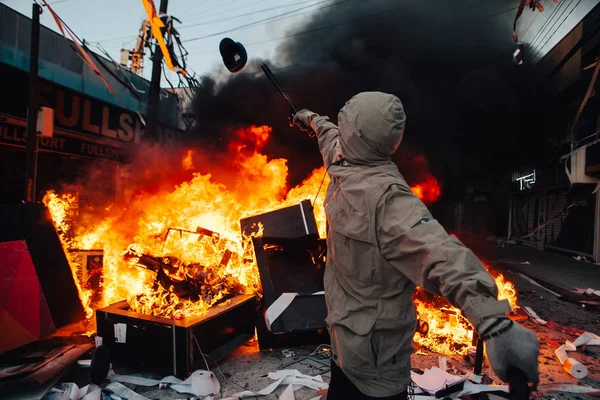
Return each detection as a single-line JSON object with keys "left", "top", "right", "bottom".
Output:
{"left": 522, "top": 306, "right": 548, "bottom": 325}
{"left": 58, "top": 383, "right": 79, "bottom": 400}
{"left": 567, "top": 331, "right": 600, "bottom": 348}
{"left": 410, "top": 367, "right": 465, "bottom": 394}
{"left": 279, "top": 384, "right": 295, "bottom": 400}
{"left": 264, "top": 292, "right": 324, "bottom": 332}
{"left": 221, "top": 369, "right": 328, "bottom": 400}
{"left": 104, "top": 382, "right": 150, "bottom": 400}
{"left": 108, "top": 369, "right": 220, "bottom": 397}
{"left": 44, "top": 384, "right": 102, "bottom": 400}
{"left": 456, "top": 381, "right": 509, "bottom": 396}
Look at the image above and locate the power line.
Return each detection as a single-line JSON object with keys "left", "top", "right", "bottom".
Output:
{"left": 530, "top": 0, "right": 580, "bottom": 62}
{"left": 527, "top": 0, "right": 563, "bottom": 50}
{"left": 520, "top": 0, "right": 547, "bottom": 40}
{"left": 183, "top": 0, "right": 350, "bottom": 43}
{"left": 187, "top": 2, "right": 517, "bottom": 56}
{"left": 179, "top": 0, "right": 323, "bottom": 30}
{"left": 183, "top": 0, "right": 244, "bottom": 20}
{"left": 177, "top": 0, "right": 218, "bottom": 15}
{"left": 527, "top": 0, "right": 570, "bottom": 57}
{"left": 178, "top": 0, "right": 273, "bottom": 23}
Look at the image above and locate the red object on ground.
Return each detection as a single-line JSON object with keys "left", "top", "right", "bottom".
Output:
{"left": 0, "top": 241, "right": 56, "bottom": 353}
{"left": 545, "top": 321, "right": 586, "bottom": 337}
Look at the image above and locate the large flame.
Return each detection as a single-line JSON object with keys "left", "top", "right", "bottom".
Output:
{"left": 411, "top": 174, "right": 441, "bottom": 204}
{"left": 43, "top": 126, "right": 327, "bottom": 319}
{"left": 43, "top": 124, "right": 517, "bottom": 356}
{"left": 412, "top": 264, "right": 519, "bottom": 355}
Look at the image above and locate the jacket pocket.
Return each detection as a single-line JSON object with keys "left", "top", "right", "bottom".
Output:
{"left": 329, "top": 206, "right": 379, "bottom": 283}
{"left": 332, "top": 323, "right": 378, "bottom": 376}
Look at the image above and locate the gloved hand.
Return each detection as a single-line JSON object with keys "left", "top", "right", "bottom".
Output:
{"left": 477, "top": 317, "right": 539, "bottom": 383}
{"left": 292, "top": 109, "right": 317, "bottom": 132}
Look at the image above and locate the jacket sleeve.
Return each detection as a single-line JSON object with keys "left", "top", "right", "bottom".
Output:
{"left": 376, "top": 183, "right": 510, "bottom": 327}
{"left": 310, "top": 115, "right": 340, "bottom": 167}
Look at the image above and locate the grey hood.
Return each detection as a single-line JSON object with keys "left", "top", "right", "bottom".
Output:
{"left": 337, "top": 92, "right": 406, "bottom": 165}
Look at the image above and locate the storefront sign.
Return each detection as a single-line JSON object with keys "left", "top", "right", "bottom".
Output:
{"left": 0, "top": 116, "right": 131, "bottom": 163}
{"left": 514, "top": 169, "right": 536, "bottom": 191}
{"left": 0, "top": 62, "right": 183, "bottom": 148}
{"left": 36, "top": 82, "right": 144, "bottom": 144}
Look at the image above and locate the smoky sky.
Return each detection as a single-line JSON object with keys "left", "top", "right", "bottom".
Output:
{"left": 191, "top": 0, "right": 554, "bottom": 201}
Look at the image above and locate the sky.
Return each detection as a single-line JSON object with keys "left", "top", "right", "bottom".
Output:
{"left": 1, "top": 0, "right": 326, "bottom": 82}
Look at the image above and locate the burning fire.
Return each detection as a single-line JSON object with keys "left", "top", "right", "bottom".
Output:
{"left": 43, "top": 125, "right": 329, "bottom": 319}
{"left": 411, "top": 174, "right": 441, "bottom": 204}
{"left": 412, "top": 266, "right": 519, "bottom": 356}
{"left": 43, "top": 124, "right": 517, "bottom": 356}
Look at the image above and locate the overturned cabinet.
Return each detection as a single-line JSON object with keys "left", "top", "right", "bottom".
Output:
{"left": 243, "top": 200, "right": 329, "bottom": 349}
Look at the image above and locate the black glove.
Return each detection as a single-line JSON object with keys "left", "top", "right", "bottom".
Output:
{"left": 477, "top": 317, "right": 539, "bottom": 383}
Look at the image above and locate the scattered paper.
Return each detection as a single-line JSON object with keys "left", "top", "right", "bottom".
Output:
{"left": 456, "top": 381, "right": 509, "bottom": 396}
{"left": 105, "top": 382, "right": 150, "bottom": 400}
{"left": 108, "top": 369, "right": 220, "bottom": 398}
{"left": 410, "top": 367, "right": 465, "bottom": 394}
{"left": 566, "top": 331, "right": 600, "bottom": 348}
{"left": 522, "top": 306, "right": 546, "bottom": 324}
{"left": 574, "top": 288, "right": 600, "bottom": 296}
{"left": 279, "top": 384, "right": 295, "bottom": 400}
{"left": 42, "top": 384, "right": 101, "bottom": 400}
{"left": 221, "top": 369, "right": 328, "bottom": 400}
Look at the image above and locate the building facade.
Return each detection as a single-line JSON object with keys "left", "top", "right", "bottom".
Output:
{"left": 0, "top": 4, "right": 185, "bottom": 207}
{"left": 508, "top": 6, "right": 600, "bottom": 261}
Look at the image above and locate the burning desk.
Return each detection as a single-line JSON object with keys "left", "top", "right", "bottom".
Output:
{"left": 96, "top": 294, "right": 256, "bottom": 379}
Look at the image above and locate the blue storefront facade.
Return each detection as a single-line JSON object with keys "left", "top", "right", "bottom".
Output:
{"left": 0, "top": 3, "right": 184, "bottom": 206}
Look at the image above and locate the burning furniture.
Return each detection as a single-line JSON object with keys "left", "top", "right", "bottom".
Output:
{"left": 241, "top": 201, "right": 329, "bottom": 349}
{"left": 96, "top": 294, "right": 256, "bottom": 379}
{"left": 253, "top": 236, "right": 329, "bottom": 349}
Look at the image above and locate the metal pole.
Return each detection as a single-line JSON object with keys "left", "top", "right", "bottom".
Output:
{"left": 24, "top": 3, "right": 42, "bottom": 203}
{"left": 145, "top": 0, "right": 168, "bottom": 144}
{"left": 507, "top": 195, "right": 513, "bottom": 241}
{"left": 474, "top": 336, "right": 485, "bottom": 375}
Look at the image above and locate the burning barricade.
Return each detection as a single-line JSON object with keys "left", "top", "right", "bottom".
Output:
{"left": 41, "top": 124, "right": 520, "bottom": 365}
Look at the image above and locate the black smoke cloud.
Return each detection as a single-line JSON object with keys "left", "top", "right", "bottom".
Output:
{"left": 192, "top": 0, "right": 544, "bottom": 199}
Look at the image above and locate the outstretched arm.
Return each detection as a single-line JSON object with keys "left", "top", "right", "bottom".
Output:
{"left": 376, "top": 183, "right": 539, "bottom": 384}
{"left": 376, "top": 183, "right": 508, "bottom": 324}
{"left": 294, "top": 110, "right": 341, "bottom": 167}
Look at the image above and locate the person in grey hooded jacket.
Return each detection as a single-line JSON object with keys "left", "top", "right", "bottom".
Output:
{"left": 293, "top": 92, "right": 539, "bottom": 400}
